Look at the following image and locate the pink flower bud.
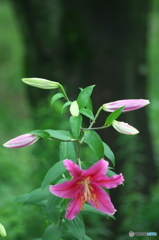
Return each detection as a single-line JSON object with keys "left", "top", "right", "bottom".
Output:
{"left": 3, "top": 134, "right": 39, "bottom": 148}
{"left": 103, "top": 99, "right": 150, "bottom": 112}
{"left": 112, "top": 120, "right": 139, "bottom": 135}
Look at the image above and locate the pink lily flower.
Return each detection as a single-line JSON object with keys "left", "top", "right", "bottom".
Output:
{"left": 3, "top": 133, "right": 39, "bottom": 148}
{"left": 103, "top": 99, "right": 150, "bottom": 112}
{"left": 50, "top": 159, "right": 124, "bottom": 220}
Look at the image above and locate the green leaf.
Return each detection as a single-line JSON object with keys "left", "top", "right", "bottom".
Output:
{"left": 86, "top": 98, "right": 93, "bottom": 112}
{"left": 81, "top": 161, "right": 92, "bottom": 170}
{"left": 62, "top": 231, "right": 78, "bottom": 240}
{"left": 59, "top": 142, "right": 77, "bottom": 162}
{"left": 70, "top": 115, "right": 82, "bottom": 139}
{"left": 105, "top": 106, "right": 125, "bottom": 125}
{"left": 77, "top": 85, "right": 95, "bottom": 109}
{"left": 47, "top": 208, "right": 61, "bottom": 225}
{"left": 83, "top": 204, "right": 115, "bottom": 219}
{"left": 62, "top": 101, "right": 72, "bottom": 112}
{"left": 65, "top": 214, "right": 85, "bottom": 240}
{"left": 107, "top": 169, "right": 118, "bottom": 177}
{"left": 85, "top": 236, "right": 93, "bottom": 240}
{"left": 45, "top": 129, "right": 73, "bottom": 141}
{"left": 80, "top": 108, "right": 94, "bottom": 121}
{"left": 51, "top": 93, "right": 65, "bottom": 106}
{"left": 84, "top": 130, "right": 104, "bottom": 160}
{"left": 103, "top": 142, "right": 115, "bottom": 166}
{"left": 43, "top": 224, "right": 61, "bottom": 240}
{"left": 32, "top": 238, "right": 42, "bottom": 240}
{"left": 30, "top": 130, "right": 50, "bottom": 138}
{"left": 46, "top": 195, "right": 61, "bottom": 213}
{"left": 15, "top": 188, "right": 50, "bottom": 205}
{"left": 42, "top": 160, "right": 66, "bottom": 189}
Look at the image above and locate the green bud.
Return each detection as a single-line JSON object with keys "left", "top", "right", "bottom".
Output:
{"left": 22, "top": 78, "right": 60, "bottom": 89}
{"left": 70, "top": 101, "right": 79, "bottom": 116}
{"left": 0, "top": 223, "right": 7, "bottom": 237}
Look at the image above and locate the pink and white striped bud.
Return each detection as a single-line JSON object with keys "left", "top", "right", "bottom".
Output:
{"left": 3, "top": 134, "right": 39, "bottom": 148}
{"left": 103, "top": 99, "right": 150, "bottom": 112}
{"left": 22, "top": 78, "right": 60, "bottom": 89}
{"left": 112, "top": 120, "right": 139, "bottom": 135}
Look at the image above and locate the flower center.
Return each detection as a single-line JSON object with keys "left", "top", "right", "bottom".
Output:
{"left": 78, "top": 177, "right": 98, "bottom": 210}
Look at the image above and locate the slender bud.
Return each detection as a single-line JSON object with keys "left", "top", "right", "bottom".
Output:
{"left": 3, "top": 134, "right": 39, "bottom": 148}
{"left": 112, "top": 120, "right": 139, "bottom": 135}
{"left": 0, "top": 223, "right": 7, "bottom": 237}
{"left": 70, "top": 101, "right": 79, "bottom": 116}
{"left": 22, "top": 78, "right": 60, "bottom": 89}
{"left": 103, "top": 99, "right": 150, "bottom": 112}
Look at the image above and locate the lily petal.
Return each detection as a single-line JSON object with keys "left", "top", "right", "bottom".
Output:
{"left": 89, "top": 183, "right": 116, "bottom": 215}
{"left": 82, "top": 159, "right": 108, "bottom": 178}
{"left": 103, "top": 99, "right": 150, "bottom": 112}
{"left": 95, "top": 173, "right": 124, "bottom": 189}
{"left": 63, "top": 160, "right": 82, "bottom": 177}
{"left": 65, "top": 197, "right": 81, "bottom": 220}
{"left": 50, "top": 177, "right": 83, "bottom": 199}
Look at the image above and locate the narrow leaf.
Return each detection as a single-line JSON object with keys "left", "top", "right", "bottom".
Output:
{"left": 62, "top": 101, "right": 72, "bottom": 112}
{"left": 15, "top": 188, "right": 50, "bottom": 204}
{"left": 105, "top": 106, "right": 125, "bottom": 125}
{"left": 59, "top": 142, "right": 77, "bottom": 162}
{"left": 65, "top": 214, "right": 85, "bottom": 240}
{"left": 77, "top": 85, "right": 95, "bottom": 109}
{"left": 51, "top": 93, "right": 65, "bottom": 106}
{"left": 80, "top": 108, "right": 94, "bottom": 121}
{"left": 30, "top": 130, "right": 50, "bottom": 139}
{"left": 103, "top": 142, "right": 115, "bottom": 166}
{"left": 43, "top": 224, "right": 61, "bottom": 240}
{"left": 84, "top": 130, "right": 104, "bottom": 160}
{"left": 45, "top": 129, "right": 73, "bottom": 141}
{"left": 86, "top": 98, "right": 93, "bottom": 112}
{"left": 70, "top": 115, "right": 82, "bottom": 139}
{"left": 47, "top": 209, "right": 61, "bottom": 225}
{"left": 46, "top": 195, "right": 61, "bottom": 213}
{"left": 42, "top": 160, "right": 66, "bottom": 189}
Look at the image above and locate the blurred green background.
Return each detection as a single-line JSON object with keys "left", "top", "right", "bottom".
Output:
{"left": 0, "top": 0, "right": 159, "bottom": 239}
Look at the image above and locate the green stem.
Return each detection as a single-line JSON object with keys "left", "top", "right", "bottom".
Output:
{"left": 89, "top": 106, "right": 103, "bottom": 129}
{"left": 59, "top": 84, "right": 70, "bottom": 102}
{"left": 82, "top": 124, "right": 110, "bottom": 131}
{"left": 77, "top": 142, "right": 82, "bottom": 169}
{"left": 80, "top": 106, "right": 103, "bottom": 144}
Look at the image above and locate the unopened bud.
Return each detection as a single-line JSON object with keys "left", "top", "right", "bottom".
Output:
{"left": 0, "top": 223, "right": 7, "bottom": 237}
{"left": 70, "top": 101, "right": 79, "bottom": 116}
{"left": 3, "top": 134, "right": 39, "bottom": 148}
{"left": 112, "top": 120, "right": 139, "bottom": 135}
{"left": 22, "top": 78, "right": 60, "bottom": 89}
{"left": 103, "top": 99, "right": 150, "bottom": 112}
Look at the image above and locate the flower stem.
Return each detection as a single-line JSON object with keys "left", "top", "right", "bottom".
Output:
{"left": 80, "top": 106, "right": 103, "bottom": 144}
{"left": 89, "top": 106, "right": 103, "bottom": 128}
{"left": 59, "top": 84, "right": 70, "bottom": 102}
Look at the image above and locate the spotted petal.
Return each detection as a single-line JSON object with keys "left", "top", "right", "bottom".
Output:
{"left": 50, "top": 177, "right": 83, "bottom": 199}
{"left": 95, "top": 173, "right": 124, "bottom": 189}
{"left": 65, "top": 197, "right": 81, "bottom": 220}
{"left": 89, "top": 183, "right": 116, "bottom": 215}
{"left": 63, "top": 160, "right": 82, "bottom": 177}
